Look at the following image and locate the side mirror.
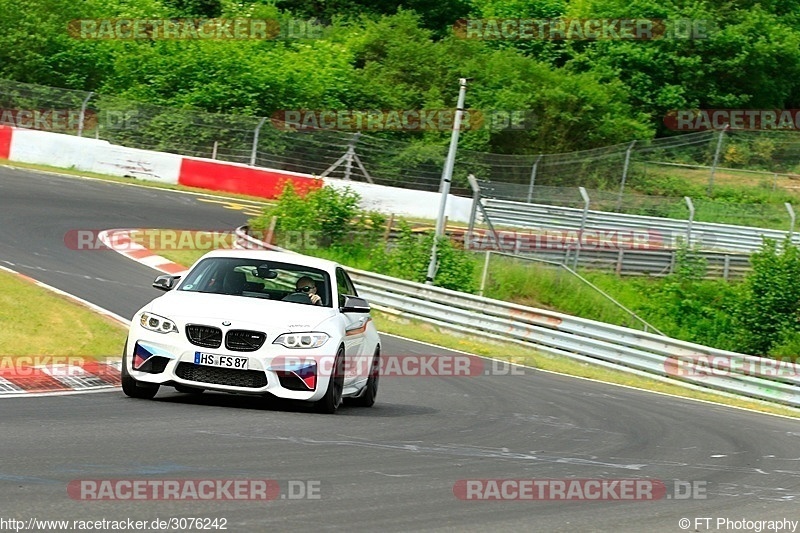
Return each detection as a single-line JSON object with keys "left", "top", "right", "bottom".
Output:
{"left": 340, "top": 295, "right": 371, "bottom": 313}
{"left": 153, "top": 275, "right": 181, "bottom": 291}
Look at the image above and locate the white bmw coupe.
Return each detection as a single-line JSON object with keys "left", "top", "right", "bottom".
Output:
{"left": 122, "top": 250, "right": 381, "bottom": 413}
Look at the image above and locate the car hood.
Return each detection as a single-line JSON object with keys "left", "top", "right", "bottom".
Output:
{"left": 146, "top": 290, "right": 337, "bottom": 331}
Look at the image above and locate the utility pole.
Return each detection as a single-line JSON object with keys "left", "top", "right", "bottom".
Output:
{"left": 426, "top": 78, "right": 469, "bottom": 285}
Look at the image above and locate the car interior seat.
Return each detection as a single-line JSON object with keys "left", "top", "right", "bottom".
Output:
{"left": 222, "top": 270, "right": 247, "bottom": 295}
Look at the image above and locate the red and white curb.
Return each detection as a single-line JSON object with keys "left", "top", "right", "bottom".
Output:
{"left": 0, "top": 229, "right": 189, "bottom": 397}
{"left": 99, "top": 229, "right": 188, "bottom": 275}
{"left": 0, "top": 359, "right": 121, "bottom": 396}
{"left": 0, "top": 264, "right": 127, "bottom": 397}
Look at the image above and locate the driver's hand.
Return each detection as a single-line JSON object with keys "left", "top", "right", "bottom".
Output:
{"left": 309, "top": 293, "right": 321, "bottom": 305}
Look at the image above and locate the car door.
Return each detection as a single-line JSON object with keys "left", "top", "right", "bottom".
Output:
{"left": 336, "top": 267, "right": 369, "bottom": 385}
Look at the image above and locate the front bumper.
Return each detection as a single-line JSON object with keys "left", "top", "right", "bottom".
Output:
{"left": 126, "top": 331, "right": 337, "bottom": 402}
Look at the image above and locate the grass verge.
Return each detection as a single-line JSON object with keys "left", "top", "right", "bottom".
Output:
{"left": 371, "top": 312, "right": 800, "bottom": 419}
{"left": 0, "top": 270, "right": 127, "bottom": 358}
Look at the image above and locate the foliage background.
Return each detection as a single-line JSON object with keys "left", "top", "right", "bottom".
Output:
{"left": 3, "top": 0, "right": 799, "bottom": 156}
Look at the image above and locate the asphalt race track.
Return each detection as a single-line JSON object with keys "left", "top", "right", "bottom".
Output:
{"left": 1, "top": 166, "right": 798, "bottom": 532}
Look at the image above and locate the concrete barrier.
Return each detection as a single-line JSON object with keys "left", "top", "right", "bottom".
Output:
{"left": 0, "top": 125, "right": 11, "bottom": 159}
{"left": 2, "top": 126, "right": 471, "bottom": 222}
{"left": 178, "top": 157, "right": 322, "bottom": 198}
{"left": 323, "top": 178, "right": 471, "bottom": 223}
{"left": 8, "top": 129, "right": 181, "bottom": 183}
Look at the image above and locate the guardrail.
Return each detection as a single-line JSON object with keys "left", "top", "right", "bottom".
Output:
{"left": 481, "top": 198, "right": 798, "bottom": 254}
{"left": 235, "top": 226, "right": 800, "bottom": 409}
{"left": 458, "top": 231, "right": 752, "bottom": 279}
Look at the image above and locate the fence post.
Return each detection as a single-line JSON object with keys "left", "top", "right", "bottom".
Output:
{"left": 684, "top": 196, "right": 695, "bottom": 247}
{"left": 526, "top": 155, "right": 542, "bottom": 203}
{"left": 265, "top": 216, "right": 278, "bottom": 245}
{"left": 212, "top": 141, "right": 218, "bottom": 160}
{"left": 479, "top": 250, "right": 491, "bottom": 297}
{"left": 77, "top": 91, "right": 94, "bottom": 138}
{"left": 343, "top": 133, "right": 361, "bottom": 181}
{"left": 575, "top": 186, "right": 590, "bottom": 269}
{"left": 383, "top": 213, "right": 394, "bottom": 246}
{"left": 250, "top": 117, "right": 268, "bottom": 166}
{"left": 707, "top": 125, "right": 728, "bottom": 195}
{"left": 616, "top": 140, "right": 636, "bottom": 210}
{"left": 786, "top": 202, "right": 795, "bottom": 244}
{"left": 466, "top": 174, "right": 481, "bottom": 250}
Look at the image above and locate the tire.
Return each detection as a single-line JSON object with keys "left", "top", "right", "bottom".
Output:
{"left": 347, "top": 348, "right": 379, "bottom": 408}
{"left": 174, "top": 385, "right": 204, "bottom": 394}
{"left": 314, "top": 348, "right": 345, "bottom": 414}
{"left": 121, "top": 341, "right": 160, "bottom": 400}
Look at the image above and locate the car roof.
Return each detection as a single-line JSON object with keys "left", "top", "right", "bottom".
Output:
{"left": 190, "top": 249, "right": 341, "bottom": 273}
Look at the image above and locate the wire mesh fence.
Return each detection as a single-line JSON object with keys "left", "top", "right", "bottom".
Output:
{"left": 3, "top": 79, "right": 800, "bottom": 205}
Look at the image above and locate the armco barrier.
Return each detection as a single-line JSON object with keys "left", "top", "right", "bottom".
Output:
{"left": 178, "top": 157, "right": 322, "bottom": 198}
{"left": 455, "top": 228, "right": 752, "bottom": 279}
{"left": 482, "top": 198, "right": 798, "bottom": 254}
{"left": 235, "top": 226, "right": 800, "bottom": 408}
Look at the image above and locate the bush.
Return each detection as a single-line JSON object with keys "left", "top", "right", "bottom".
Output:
{"left": 732, "top": 238, "right": 800, "bottom": 355}
{"left": 250, "top": 183, "right": 384, "bottom": 249}
{"left": 384, "top": 223, "right": 478, "bottom": 292}
{"left": 248, "top": 186, "right": 476, "bottom": 292}
{"left": 637, "top": 243, "right": 740, "bottom": 349}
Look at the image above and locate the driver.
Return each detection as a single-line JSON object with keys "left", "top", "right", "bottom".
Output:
{"left": 295, "top": 276, "right": 322, "bottom": 305}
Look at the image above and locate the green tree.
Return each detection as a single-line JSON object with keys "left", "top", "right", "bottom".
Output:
{"left": 273, "top": 0, "right": 471, "bottom": 35}
{"left": 163, "top": 0, "right": 222, "bottom": 17}
{"left": 341, "top": 10, "right": 653, "bottom": 154}
{"left": 564, "top": 0, "right": 800, "bottom": 133}
{"left": 0, "top": 0, "right": 134, "bottom": 89}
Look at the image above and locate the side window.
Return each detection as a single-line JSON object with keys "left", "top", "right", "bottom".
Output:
{"left": 342, "top": 270, "right": 358, "bottom": 297}
{"left": 336, "top": 268, "right": 353, "bottom": 307}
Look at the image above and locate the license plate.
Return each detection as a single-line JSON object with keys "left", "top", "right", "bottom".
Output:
{"left": 194, "top": 352, "right": 249, "bottom": 370}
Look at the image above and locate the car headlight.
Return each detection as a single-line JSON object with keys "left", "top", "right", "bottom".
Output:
{"left": 273, "top": 332, "right": 329, "bottom": 349}
{"left": 139, "top": 312, "right": 178, "bottom": 334}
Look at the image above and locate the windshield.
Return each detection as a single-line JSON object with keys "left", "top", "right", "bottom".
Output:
{"left": 177, "top": 257, "right": 332, "bottom": 308}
